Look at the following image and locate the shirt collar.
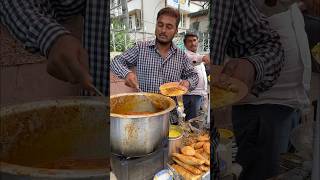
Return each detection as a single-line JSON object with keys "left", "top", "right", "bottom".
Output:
{"left": 148, "top": 39, "right": 178, "bottom": 53}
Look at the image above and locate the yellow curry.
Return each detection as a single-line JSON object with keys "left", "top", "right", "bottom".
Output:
{"left": 169, "top": 129, "right": 182, "bottom": 138}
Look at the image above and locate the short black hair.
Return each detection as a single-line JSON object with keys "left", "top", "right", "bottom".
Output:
{"left": 184, "top": 32, "right": 198, "bottom": 44}
{"left": 157, "top": 7, "right": 180, "bottom": 28}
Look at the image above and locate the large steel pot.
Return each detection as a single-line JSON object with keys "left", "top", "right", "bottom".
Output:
{"left": 0, "top": 97, "right": 109, "bottom": 179}
{"left": 110, "top": 93, "right": 176, "bottom": 157}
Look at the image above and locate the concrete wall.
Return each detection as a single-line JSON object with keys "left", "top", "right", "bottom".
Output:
{"left": 126, "top": 0, "right": 202, "bottom": 41}
{"left": 190, "top": 15, "right": 209, "bottom": 32}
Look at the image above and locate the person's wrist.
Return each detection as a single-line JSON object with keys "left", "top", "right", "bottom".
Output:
{"left": 243, "top": 55, "right": 263, "bottom": 84}
{"left": 185, "top": 79, "right": 191, "bottom": 89}
{"left": 243, "top": 59, "right": 256, "bottom": 79}
{"left": 40, "top": 23, "right": 71, "bottom": 58}
{"left": 47, "top": 34, "right": 77, "bottom": 60}
{"left": 124, "top": 71, "right": 133, "bottom": 79}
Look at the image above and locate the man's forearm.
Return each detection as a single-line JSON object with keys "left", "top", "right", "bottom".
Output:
{"left": 186, "top": 72, "right": 199, "bottom": 91}
{"left": 188, "top": 78, "right": 198, "bottom": 91}
{"left": 232, "top": 0, "right": 285, "bottom": 95}
{"left": 110, "top": 58, "right": 131, "bottom": 79}
{"left": 110, "top": 44, "right": 139, "bottom": 79}
{"left": 246, "top": 48, "right": 284, "bottom": 96}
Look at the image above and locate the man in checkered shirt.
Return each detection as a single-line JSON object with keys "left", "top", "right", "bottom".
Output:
{"left": 0, "top": 0, "right": 108, "bottom": 95}
{"left": 209, "top": 0, "right": 285, "bottom": 179}
{"left": 110, "top": 7, "right": 199, "bottom": 93}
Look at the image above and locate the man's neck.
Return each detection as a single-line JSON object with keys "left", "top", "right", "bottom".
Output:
{"left": 155, "top": 41, "right": 172, "bottom": 59}
{"left": 156, "top": 41, "right": 172, "bottom": 52}
{"left": 187, "top": 49, "right": 196, "bottom": 53}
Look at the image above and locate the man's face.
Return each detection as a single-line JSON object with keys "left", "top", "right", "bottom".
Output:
{"left": 184, "top": 36, "right": 198, "bottom": 53}
{"left": 155, "top": 15, "right": 178, "bottom": 44}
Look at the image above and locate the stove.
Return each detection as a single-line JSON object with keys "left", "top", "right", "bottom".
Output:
{"left": 110, "top": 144, "right": 169, "bottom": 180}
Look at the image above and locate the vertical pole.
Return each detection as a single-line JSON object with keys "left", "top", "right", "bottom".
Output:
{"left": 124, "top": 25, "right": 127, "bottom": 50}
{"left": 111, "top": 24, "right": 116, "bottom": 52}
{"left": 134, "top": 27, "right": 137, "bottom": 43}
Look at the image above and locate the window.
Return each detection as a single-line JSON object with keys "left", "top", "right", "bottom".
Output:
{"left": 134, "top": 10, "right": 142, "bottom": 29}
{"left": 192, "top": 22, "right": 200, "bottom": 31}
{"left": 135, "top": 16, "right": 141, "bottom": 29}
{"left": 179, "top": 13, "right": 186, "bottom": 28}
{"left": 129, "top": 16, "right": 133, "bottom": 29}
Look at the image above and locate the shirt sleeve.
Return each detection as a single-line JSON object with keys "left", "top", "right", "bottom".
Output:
{"left": 185, "top": 50, "right": 204, "bottom": 63}
{"left": 110, "top": 44, "right": 140, "bottom": 79}
{"left": 181, "top": 53, "right": 199, "bottom": 91}
{"left": 210, "top": 0, "right": 285, "bottom": 96}
{"left": 229, "top": 0, "right": 285, "bottom": 96}
{"left": 0, "top": 0, "right": 85, "bottom": 57}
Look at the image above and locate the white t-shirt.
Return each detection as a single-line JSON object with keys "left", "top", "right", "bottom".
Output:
{"left": 242, "top": 2, "right": 312, "bottom": 112}
{"left": 185, "top": 50, "right": 208, "bottom": 96}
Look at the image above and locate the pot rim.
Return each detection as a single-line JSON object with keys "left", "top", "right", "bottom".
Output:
{"left": 110, "top": 92, "right": 176, "bottom": 118}
{"left": 0, "top": 96, "right": 105, "bottom": 114}
{"left": 0, "top": 162, "right": 109, "bottom": 178}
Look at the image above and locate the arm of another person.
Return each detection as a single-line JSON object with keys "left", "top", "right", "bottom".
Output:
{"left": 202, "top": 54, "right": 210, "bottom": 65}
{"left": 110, "top": 44, "right": 140, "bottom": 88}
{"left": 180, "top": 53, "right": 199, "bottom": 91}
{"left": 223, "top": 0, "right": 285, "bottom": 96}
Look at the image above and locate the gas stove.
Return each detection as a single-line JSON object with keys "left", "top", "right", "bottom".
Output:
{"left": 110, "top": 144, "right": 169, "bottom": 180}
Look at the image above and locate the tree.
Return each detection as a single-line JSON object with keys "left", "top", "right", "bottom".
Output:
{"left": 110, "top": 18, "right": 135, "bottom": 52}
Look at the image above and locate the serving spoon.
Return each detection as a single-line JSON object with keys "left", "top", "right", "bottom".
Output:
{"left": 89, "top": 84, "right": 105, "bottom": 98}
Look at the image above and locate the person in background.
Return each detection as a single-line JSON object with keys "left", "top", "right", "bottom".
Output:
{"left": 0, "top": 0, "right": 108, "bottom": 95}
{"left": 209, "top": 0, "right": 285, "bottom": 179}
{"left": 183, "top": 32, "right": 209, "bottom": 121}
{"left": 230, "top": 0, "right": 312, "bottom": 179}
{"left": 110, "top": 7, "right": 198, "bottom": 96}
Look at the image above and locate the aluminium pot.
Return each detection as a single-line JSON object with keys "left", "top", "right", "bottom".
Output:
{"left": 110, "top": 93, "right": 176, "bottom": 157}
{"left": 0, "top": 97, "right": 109, "bottom": 179}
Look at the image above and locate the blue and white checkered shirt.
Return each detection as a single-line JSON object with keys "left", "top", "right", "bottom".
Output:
{"left": 110, "top": 40, "right": 199, "bottom": 93}
{"left": 0, "top": 0, "right": 108, "bottom": 95}
{"left": 210, "top": 0, "right": 285, "bottom": 96}
{"left": 209, "top": 1, "right": 285, "bottom": 178}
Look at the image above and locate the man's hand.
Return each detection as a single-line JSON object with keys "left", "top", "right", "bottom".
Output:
{"left": 215, "top": 58, "right": 256, "bottom": 90}
{"left": 47, "top": 35, "right": 93, "bottom": 91}
{"left": 125, "top": 72, "right": 139, "bottom": 89}
{"left": 202, "top": 55, "right": 210, "bottom": 65}
{"left": 179, "top": 80, "right": 190, "bottom": 90}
